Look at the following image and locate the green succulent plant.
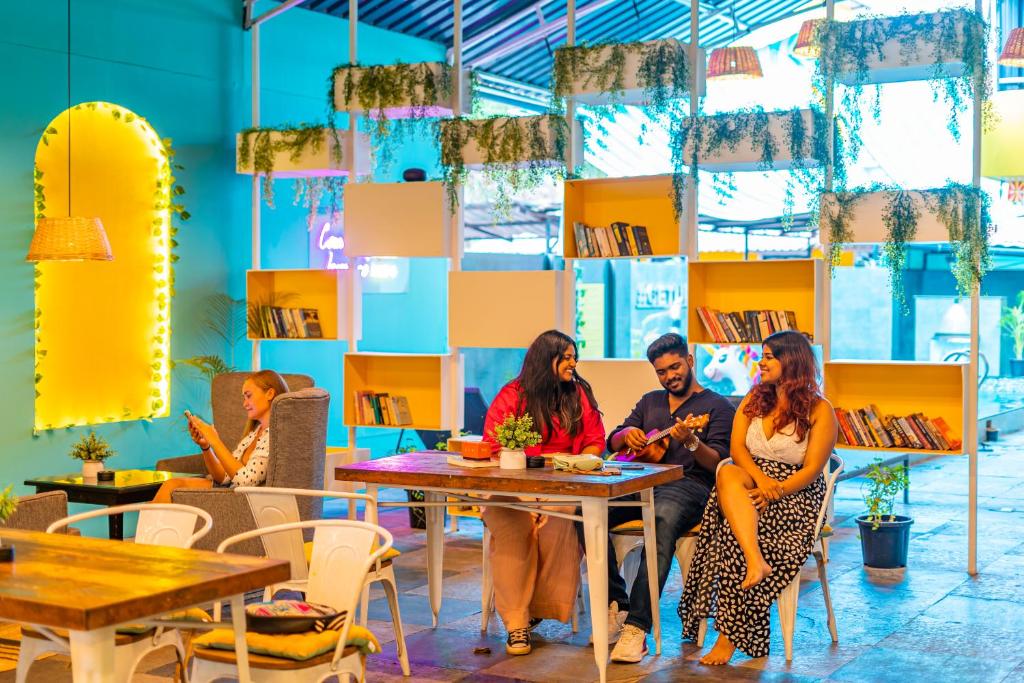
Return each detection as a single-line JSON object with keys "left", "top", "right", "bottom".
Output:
{"left": 69, "top": 431, "right": 116, "bottom": 463}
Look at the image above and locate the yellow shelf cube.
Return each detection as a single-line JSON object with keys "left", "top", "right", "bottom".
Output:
{"left": 345, "top": 181, "right": 452, "bottom": 257}
{"left": 687, "top": 259, "right": 823, "bottom": 344}
{"left": 825, "top": 361, "right": 966, "bottom": 454}
{"left": 343, "top": 353, "right": 456, "bottom": 430}
{"left": 246, "top": 269, "right": 350, "bottom": 341}
{"left": 563, "top": 174, "right": 682, "bottom": 258}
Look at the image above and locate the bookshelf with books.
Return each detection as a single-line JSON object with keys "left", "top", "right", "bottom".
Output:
{"left": 246, "top": 269, "right": 350, "bottom": 341}
{"left": 345, "top": 181, "right": 453, "bottom": 258}
{"left": 563, "top": 175, "right": 683, "bottom": 259}
{"left": 824, "top": 361, "right": 967, "bottom": 455}
{"left": 687, "top": 259, "right": 823, "bottom": 345}
{"left": 343, "top": 353, "right": 457, "bottom": 431}
{"left": 449, "top": 270, "right": 573, "bottom": 348}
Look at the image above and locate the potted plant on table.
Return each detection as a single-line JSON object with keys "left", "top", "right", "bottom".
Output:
{"left": 491, "top": 414, "right": 542, "bottom": 470}
{"left": 0, "top": 486, "right": 18, "bottom": 562}
{"left": 855, "top": 459, "right": 912, "bottom": 569}
{"left": 1001, "top": 292, "right": 1024, "bottom": 377}
{"left": 70, "top": 431, "right": 116, "bottom": 479}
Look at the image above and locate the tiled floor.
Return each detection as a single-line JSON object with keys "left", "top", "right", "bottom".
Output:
{"left": 7, "top": 432, "right": 1024, "bottom": 682}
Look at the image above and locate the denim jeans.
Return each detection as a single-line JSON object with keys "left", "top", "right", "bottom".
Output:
{"left": 604, "top": 478, "right": 711, "bottom": 633}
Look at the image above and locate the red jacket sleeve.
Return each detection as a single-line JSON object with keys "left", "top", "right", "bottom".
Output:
{"left": 576, "top": 387, "right": 607, "bottom": 454}
{"left": 482, "top": 382, "right": 523, "bottom": 455}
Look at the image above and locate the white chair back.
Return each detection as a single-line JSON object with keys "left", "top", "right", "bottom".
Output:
{"left": 46, "top": 503, "right": 213, "bottom": 548}
{"left": 236, "top": 487, "right": 379, "bottom": 581}
{"left": 812, "top": 453, "right": 844, "bottom": 538}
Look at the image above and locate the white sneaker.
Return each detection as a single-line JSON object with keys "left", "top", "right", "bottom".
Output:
{"left": 610, "top": 624, "right": 648, "bottom": 663}
{"left": 591, "top": 601, "right": 628, "bottom": 645}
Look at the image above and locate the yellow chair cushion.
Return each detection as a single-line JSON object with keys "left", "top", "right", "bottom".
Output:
{"left": 303, "top": 542, "right": 400, "bottom": 565}
{"left": 193, "top": 624, "right": 380, "bottom": 661}
{"left": 611, "top": 520, "right": 645, "bottom": 533}
{"left": 820, "top": 524, "right": 834, "bottom": 538}
{"left": 117, "top": 607, "right": 212, "bottom": 634}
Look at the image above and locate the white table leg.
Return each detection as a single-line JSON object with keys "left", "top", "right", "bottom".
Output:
{"left": 68, "top": 627, "right": 115, "bottom": 683}
{"left": 230, "top": 593, "right": 252, "bottom": 683}
{"left": 641, "top": 487, "right": 661, "bottom": 655}
{"left": 581, "top": 498, "right": 609, "bottom": 683}
{"left": 424, "top": 490, "right": 445, "bottom": 627}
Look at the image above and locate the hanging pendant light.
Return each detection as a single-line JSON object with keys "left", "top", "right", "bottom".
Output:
{"left": 793, "top": 19, "right": 822, "bottom": 58}
{"left": 707, "top": 46, "right": 764, "bottom": 80}
{"left": 998, "top": 27, "right": 1024, "bottom": 68}
{"left": 706, "top": 5, "right": 764, "bottom": 81}
{"left": 26, "top": 0, "right": 111, "bottom": 262}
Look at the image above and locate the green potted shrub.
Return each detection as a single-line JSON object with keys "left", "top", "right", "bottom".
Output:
{"left": 1001, "top": 292, "right": 1024, "bottom": 377}
{"left": 0, "top": 486, "right": 19, "bottom": 562}
{"left": 70, "top": 431, "right": 116, "bottom": 479}
{"left": 491, "top": 414, "right": 542, "bottom": 470}
{"left": 855, "top": 459, "right": 912, "bottom": 569}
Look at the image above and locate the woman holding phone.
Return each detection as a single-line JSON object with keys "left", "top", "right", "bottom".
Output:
{"left": 153, "top": 370, "right": 289, "bottom": 503}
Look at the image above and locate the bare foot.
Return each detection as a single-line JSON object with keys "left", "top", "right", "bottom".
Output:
{"left": 741, "top": 556, "right": 773, "bottom": 590}
{"left": 699, "top": 633, "right": 736, "bottom": 665}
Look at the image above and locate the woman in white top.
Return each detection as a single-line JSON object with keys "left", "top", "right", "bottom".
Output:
{"left": 153, "top": 370, "right": 289, "bottom": 503}
{"left": 677, "top": 330, "right": 837, "bottom": 665}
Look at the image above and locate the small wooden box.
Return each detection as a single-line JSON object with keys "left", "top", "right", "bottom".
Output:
{"left": 447, "top": 435, "right": 493, "bottom": 460}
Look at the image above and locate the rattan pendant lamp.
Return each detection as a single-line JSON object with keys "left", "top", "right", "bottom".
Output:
{"left": 26, "top": 0, "right": 112, "bottom": 262}
{"left": 998, "top": 27, "right": 1024, "bottom": 67}
{"left": 706, "top": 6, "right": 764, "bottom": 80}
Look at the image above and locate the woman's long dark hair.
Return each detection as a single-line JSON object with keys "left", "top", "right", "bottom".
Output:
{"left": 743, "top": 330, "right": 821, "bottom": 442}
{"left": 515, "top": 330, "right": 599, "bottom": 438}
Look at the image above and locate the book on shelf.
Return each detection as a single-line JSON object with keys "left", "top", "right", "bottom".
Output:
{"left": 255, "top": 305, "right": 322, "bottom": 339}
{"left": 572, "top": 221, "right": 654, "bottom": 257}
{"left": 834, "top": 406, "right": 960, "bottom": 451}
{"left": 352, "top": 390, "right": 414, "bottom": 426}
{"left": 695, "top": 306, "right": 802, "bottom": 343}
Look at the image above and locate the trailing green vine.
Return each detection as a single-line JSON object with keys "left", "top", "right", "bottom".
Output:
{"left": 814, "top": 9, "right": 989, "bottom": 159}
{"left": 293, "top": 176, "right": 346, "bottom": 233}
{"left": 439, "top": 114, "right": 570, "bottom": 217}
{"left": 927, "top": 182, "right": 993, "bottom": 298}
{"left": 881, "top": 189, "right": 920, "bottom": 312}
{"left": 330, "top": 61, "right": 454, "bottom": 172}
{"left": 237, "top": 124, "right": 341, "bottom": 207}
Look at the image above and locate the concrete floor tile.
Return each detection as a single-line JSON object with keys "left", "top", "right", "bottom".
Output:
{"left": 367, "top": 593, "right": 482, "bottom": 626}
{"left": 829, "top": 647, "right": 1018, "bottom": 683}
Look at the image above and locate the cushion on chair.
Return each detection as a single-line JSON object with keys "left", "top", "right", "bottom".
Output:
{"left": 611, "top": 520, "right": 701, "bottom": 536}
{"left": 820, "top": 524, "right": 833, "bottom": 538}
{"left": 303, "top": 541, "right": 400, "bottom": 565}
{"left": 115, "top": 607, "right": 212, "bottom": 634}
{"left": 22, "top": 626, "right": 153, "bottom": 646}
{"left": 192, "top": 624, "right": 380, "bottom": 661}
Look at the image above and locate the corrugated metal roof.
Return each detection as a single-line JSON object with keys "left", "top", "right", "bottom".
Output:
{"left": 286, "top": 0, "right": 817, "bottom": 88}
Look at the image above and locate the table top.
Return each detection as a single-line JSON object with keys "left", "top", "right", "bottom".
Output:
{"left": 25, "top": 469, "right": 190, "bottom": 492}
{"left": 0, "top": 528, "right": 289, "bottom": 631}
{"left": 334, "top": 452, "right": 684, "bottom": 498}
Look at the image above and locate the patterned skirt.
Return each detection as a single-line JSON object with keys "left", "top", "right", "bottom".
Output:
{"left": 677, "top": 456, "right": 825, "bottom": 658}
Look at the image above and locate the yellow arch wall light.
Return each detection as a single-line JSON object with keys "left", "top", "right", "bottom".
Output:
{"left": 33, "top": 101, "right": 184, "bottom": 432}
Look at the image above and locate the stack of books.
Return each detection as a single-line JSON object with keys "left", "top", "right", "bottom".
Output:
{"left": 835, "top": 405, "right": 961, "bottom": 451}
{"left": 254, "top": 307, "right": 323, "bottom": 339}
{"left": 695, "top": 307, "right": 800, "bottom": 343}
{"left": 573, "top": 221, "right": 653, "bottom": 257}
{"left": 352, "top": 391, "right": 413, "bottom": 426}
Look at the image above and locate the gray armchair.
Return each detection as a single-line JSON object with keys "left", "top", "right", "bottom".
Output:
{"left": 1, "top": 491, "right": 71, "bottom": 533}
{"left": 156, "top": 372, "right": 314, "bottom": 475}
{"left": 168, "top": 386, "right": 330, "bottom": 554}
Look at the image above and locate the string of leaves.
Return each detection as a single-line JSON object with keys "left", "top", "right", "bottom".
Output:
{"left": 439, "top": 114, "right": 570, "bottom": 217}
{"left": 927, "top": 182, "right": 993, "bottom": 298}
{"left": 814, "top": 9, "right": 989, "bottom": 160}
{"left": 237, "top": 124, "right": 341, "bottom": 207}
{"left": 329, "top": 61, "right": 454, "bottom": 171}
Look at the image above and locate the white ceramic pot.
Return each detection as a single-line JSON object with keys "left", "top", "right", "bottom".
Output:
{"left": 81, "top": 459, "right": 103, "bottom": 479}
{"left": 499, "top": 448, "right": 527, "bottom": 470}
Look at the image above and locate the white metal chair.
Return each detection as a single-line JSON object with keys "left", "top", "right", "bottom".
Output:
{"left": 191, "top": 519, "right": 393, "bottom": 683}
{"left": 234, "top": 486, "right": 410, "bottom": 677}
{"left": 695, "top": 453, "right": 845, "bottom": 660}
{"left": 16, "top": 503, "right": 213, "bottom": 683}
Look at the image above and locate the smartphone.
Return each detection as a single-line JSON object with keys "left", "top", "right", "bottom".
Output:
{"left": 619, "top": 463, "right": 645, "bottom": 470}
{"left": 183, "top": 409, "right": 193, "bottom": 420}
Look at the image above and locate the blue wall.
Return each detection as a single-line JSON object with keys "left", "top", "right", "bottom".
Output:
{"left": 0, "top": 0, "right": 447, "bottom": 505}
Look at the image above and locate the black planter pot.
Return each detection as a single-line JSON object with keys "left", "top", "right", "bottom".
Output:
{"left": 856, "top": 514, "right": 913, "bottom": 569}
{"left": 406, "top": 489, "right": 427, "bottom": 529}
{"left": 1010, "top": 359, "right": 1024, "bottom": 377}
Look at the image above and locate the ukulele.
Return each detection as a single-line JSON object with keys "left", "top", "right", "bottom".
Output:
{"left": 612, "top": 413, "right": 711, "bottom": 463}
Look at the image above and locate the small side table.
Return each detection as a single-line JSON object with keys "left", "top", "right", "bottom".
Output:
{"left": 24, "top": 469, "right": 193, "bottom": 540}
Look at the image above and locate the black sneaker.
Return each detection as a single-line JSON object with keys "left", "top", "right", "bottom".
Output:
{"left": 528, "top": 617, "right": 543, "bottom": 631}
{"left": 506, "top": 627, "right": 532, "bottom": 655}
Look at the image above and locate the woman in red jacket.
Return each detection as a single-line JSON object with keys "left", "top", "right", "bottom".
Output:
{"left": 481, "top": 330, "right": 606, "bottom": 656}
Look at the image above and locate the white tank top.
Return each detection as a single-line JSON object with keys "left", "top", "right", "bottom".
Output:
{"left": 746, "top": 416, "right": 808, "bottom": 466}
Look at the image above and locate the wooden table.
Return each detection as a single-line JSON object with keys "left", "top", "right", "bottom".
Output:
{"left": 0, "top": 528, "right": 289, "bottom": 682}
{"left": 25, "top": 470, "right": 192, "bottom": 539}
{"left": 335, "top": 452, "right": 683, "bottom": 683}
